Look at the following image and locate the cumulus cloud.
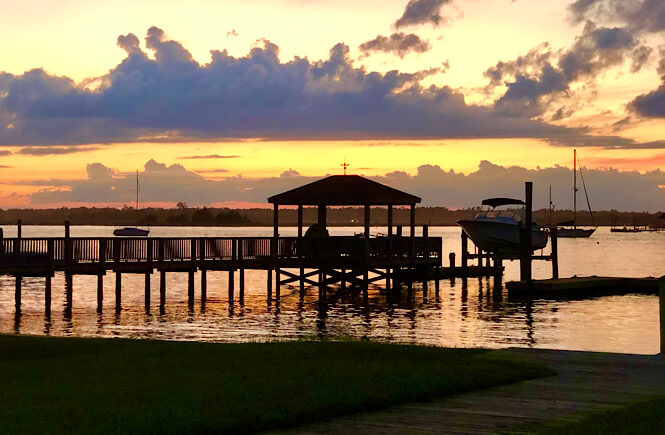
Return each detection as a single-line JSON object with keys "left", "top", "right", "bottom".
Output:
{"left": 568, "top": 0, "right": 665, "bottom": 33}
{"left": 394, "top": 0, "right": 451, "bottom": 28}
{"left": 0, "top": 26, "right": 656, "bottom": 149}
{"left": 629, "top": 47, "right": 665, "bottom": 118}
{"left": 486, "top": 22, "right": 648, "bottom": 118}
{"left": 22, "top": 159, "right": 665, "bottom": 211}
{"left": 359, "top": 33, "right": 431, "bottom": 58}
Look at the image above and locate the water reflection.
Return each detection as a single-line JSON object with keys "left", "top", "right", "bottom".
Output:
{"left": 0, "top": 227, "right": 662, "bottom": 354}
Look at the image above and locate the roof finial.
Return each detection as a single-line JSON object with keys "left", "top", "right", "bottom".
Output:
{"left": 341, "top": 158, "right": 350, "bottom": 175}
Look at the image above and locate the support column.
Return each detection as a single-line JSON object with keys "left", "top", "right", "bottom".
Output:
{"left": 96, "top": 274, "right": 103, "bottom": 311}
{"left": 551, "top": 227, "right": 559, "bottom": 279}
{"left": 520, "top": 181, "right": 533, "bottom": 284}
{"left": 267, "top": 269, "right": 272, "bottom": 300}
{"left": 15, "top": 276, "right": 21, "bottom": 312}
{"left": 45, "top": 275, "right": 52, "bottom": 313}
{"left": 660, "top": 278, "right": 665, "bottom": 356}
{"left": 188, "top": 270, "right": 194, "bottom": 306}
{"left": 201, "top": 270, "right": 207, "bottom": 303}
{"left": 159, "top": 270, "right": 166, "bottom": 307}
{"left": 144, "top": 273, "right": 151, "bottom": 310}
{"left": 228, "top": 270, "right": 235, "bottom": 301}
{"left": 65, "top": 273, "right": 73, "bottom": 307}
{"left": 461, "top": 231, "right": 468, "bottom": 273}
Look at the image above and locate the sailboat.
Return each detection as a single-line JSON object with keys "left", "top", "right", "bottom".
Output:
{"left": 113, "top": 170, "right": 150, "bottom": 237}
{"left": 557, "top": 149, "right": 595, "bottom": 238}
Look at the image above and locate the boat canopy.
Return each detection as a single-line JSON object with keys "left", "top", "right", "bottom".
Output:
{"left": 481, "top": 197, "right": 525, "bottom": 208}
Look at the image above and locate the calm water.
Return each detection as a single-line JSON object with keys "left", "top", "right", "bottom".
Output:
{"left": 0, "top": 225, "right": 662, "bottom": 354}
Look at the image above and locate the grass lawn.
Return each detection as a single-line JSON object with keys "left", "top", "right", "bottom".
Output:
{"left": 0, "top": 335, "right": 553, "bottom": 434}
{"left": 533, "top": 396, "right": 665, "bottom": 435}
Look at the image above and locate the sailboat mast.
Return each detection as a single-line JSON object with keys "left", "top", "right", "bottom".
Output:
{"left": 573, "top": 149, "right": 577, "bottom": 229}
{"left": 136, "top": 170, "right": 139, "bottom": 210}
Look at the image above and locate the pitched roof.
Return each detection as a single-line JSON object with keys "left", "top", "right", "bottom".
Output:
{"left": 268, "top": 175, "right": 421, "bottom": 206}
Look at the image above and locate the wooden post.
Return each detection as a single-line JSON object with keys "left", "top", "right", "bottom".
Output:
{"left": 228, "top": 270, "right": 235, "bottom": 302}
{"left": 65, "top": 273, "right": 73, "bottom": 307}
{"left": 188, "top": 270, "right": 195, "bottom": 306}
{"left": 659, "top": 278, "right": 665, "bottom": 356}
{"left": 364, "top": 204, "right": 370, "bottom": 302}
{"left": 17, "top": 219, "right": 21, "bottom": 239}
{"left": 275, "top": 268, "right": 281, "bottom": 301}
{"left": 115, "top": 271, "right": 121, "bottom": 310}
{"left": 520, "top": 182, "right": 533, "bottom": 283}
{"left": 96, "top": 273, "right": 103, "bottom": 311}
{"left": 144, "top": 273, "right": 151, "bottom": 309}
{"left": 45, "top": 275, "right": 52, "bottom": 313}
{"left": 461, "top": 231, "right": 468, "bottom": 273}
{"left": 238, "top": 239, "right": 245, "bottom": 300}
{"left": 46, "top": 239, "right": 53, "bottom": 312}
{"left": 449, "top": 252, "right": 456, "bottom": 271}
{"left": 201, "top": 270, "right": 207, "bottom": 302}
{"left": 434, "top": 266, "right": 440, "bottom": 296}
{"left": 267, "top": 269, "right": 272, "bottom": 300}
{"left": 15, "top": 276, "right": 21, "bottom": 312}
{"left": 551, "top": 227, "right": 559, "bottom": 280}
{"left": 160, "top": 270, "right": 166, "bottom": 306}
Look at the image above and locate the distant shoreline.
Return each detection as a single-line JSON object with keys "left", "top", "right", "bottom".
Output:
{"left": 0, "top": 206, "right": 662, "bottom": 228}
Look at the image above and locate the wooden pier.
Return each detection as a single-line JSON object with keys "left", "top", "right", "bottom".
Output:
{"left": 0, "top": 230, "right": 444, "bottom": 312}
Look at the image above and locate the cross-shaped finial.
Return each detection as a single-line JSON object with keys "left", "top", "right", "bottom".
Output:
{"left": 341, "top": 158, "right": 350, "bottom": 175}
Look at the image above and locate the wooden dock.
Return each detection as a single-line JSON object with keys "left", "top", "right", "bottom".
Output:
{"left": 506, "top": 276, "right": 660, "bottom": 299}
{"left": 0, "top": 230, "right": 449, "bottom": 312}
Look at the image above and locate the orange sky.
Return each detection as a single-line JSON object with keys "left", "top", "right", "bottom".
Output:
{"left": 0, "top": 0, "right": 664, "bottom": 209}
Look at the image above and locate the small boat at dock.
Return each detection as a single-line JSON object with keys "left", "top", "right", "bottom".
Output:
{"left": 557, "top": 149, "right": 595, "bottom": 238}
{"left": 114, "top": 170, "right": 150, "bottom": 237}
{"left": 113, "top": 227, "right": 150, "bottom": 237}
{"left": 457, "top": 197, "right": 548, "bottom": 254}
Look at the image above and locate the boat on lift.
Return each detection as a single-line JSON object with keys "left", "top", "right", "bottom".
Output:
{"left": 457, "top": 197, "right": 548, "bottom": 254}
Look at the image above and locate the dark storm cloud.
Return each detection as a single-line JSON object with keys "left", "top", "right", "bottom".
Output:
{"left": 0, "top": 26, "right": 653, "bottom": 148}
{"left": 359, "top": 33, "right": 431, "bottom": 58}
{"left": 394, "top": 0, "right": 451, "bottom": 28}
{"left": 487, "top": 22, "right": 647, "bottom": 118}
{"left": 629, "top": 47, "right": 665, "bottom": 118}
{"left": 568, "top": 0, "right": 665, "bottom": 33}
{"left": 18, "top": 146, "right": 99, "bottom": 156}
{"left": 25, "top": 159, "right": 665, "bottom": 211}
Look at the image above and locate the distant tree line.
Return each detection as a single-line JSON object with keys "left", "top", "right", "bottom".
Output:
{"left": 0, "top": 206, "right": 663, "bottom": 227}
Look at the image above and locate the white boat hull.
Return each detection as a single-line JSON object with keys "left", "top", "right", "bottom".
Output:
{"left": 457, "top": 220, "right": 548, "bottom": 254}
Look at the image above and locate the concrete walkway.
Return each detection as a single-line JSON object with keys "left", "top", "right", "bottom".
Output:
{"left": 271, "top": 349, "right": 665, "bottom": 434}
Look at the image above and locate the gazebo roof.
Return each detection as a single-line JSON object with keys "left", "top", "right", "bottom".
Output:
{"left": 268, "top": 175, "right": 421, "bottom": 206}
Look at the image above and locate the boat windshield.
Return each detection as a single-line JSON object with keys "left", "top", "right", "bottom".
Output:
{"left": 475, "top": 208, "right": 522, "bottom": 222}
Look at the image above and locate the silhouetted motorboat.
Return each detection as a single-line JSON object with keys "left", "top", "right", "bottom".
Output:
{"left": 113, "top": 227, "right": 150, "bottom": 237}
{"left": 457, "top": 197, "right": 548, "bottom": 254}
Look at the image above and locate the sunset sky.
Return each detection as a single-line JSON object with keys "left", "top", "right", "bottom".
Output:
{"left": 1, "top": 0, "right": 664, "bottom": 210}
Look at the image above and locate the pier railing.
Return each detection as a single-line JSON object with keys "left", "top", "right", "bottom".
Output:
{"left": 0, "top": 236, "right": 441, "bottom": 269}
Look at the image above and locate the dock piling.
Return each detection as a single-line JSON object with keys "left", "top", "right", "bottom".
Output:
{"left": 201, "top": 270, "right": 207, "bottom": 303}
{"left": 658, "top": 276, "right": 665, "bottom": 358}
{"left": 15, "top": 276, "right": 21, "bottom": 312}
{"left": 145, "top": 273, "right": 151, "bottom": 309}
{"left": 551, "top": 227, "right": 559, "bottom": 279}
{"left": 97, "top": 274, "right": 103, "bottom": 311}
{"left": 115, "top": 272, "right": 121, "bottom": 310}
{"left": 187, "top": 270, "right": 194, "bottom": 306}
{"left": 159, "top": 270, "right": 166, "bottom": 307}
{"left": 45, "top": 275, "right": 51, "bottom": 313}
